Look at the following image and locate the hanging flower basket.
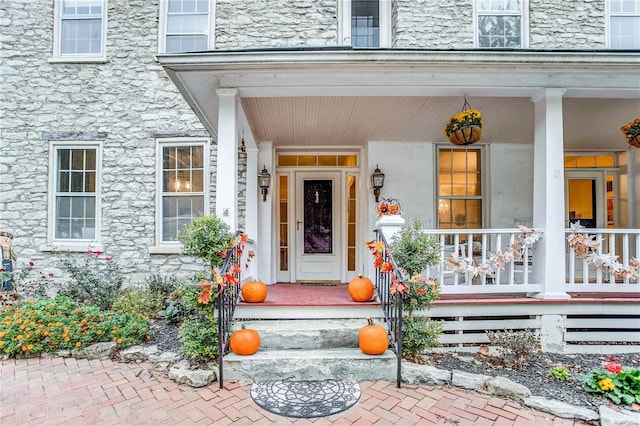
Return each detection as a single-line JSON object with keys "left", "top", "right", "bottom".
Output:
{"left": 620, "top": 118, "right": 640, "bottom": 148}
{"left": 444, "top": 98, "right": 483, "bottom": 146}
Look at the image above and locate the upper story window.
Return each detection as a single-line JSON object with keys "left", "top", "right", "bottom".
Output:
{"left": 50, "top": 144, "right": 100, "bottom": 241}
{"left": 476, "top": 0, "right": 526, "bottom": 48}
{"left": 52, "top": 0, "right": 107, "bottom": 61}
{"left": 339, "top": 0, "right": 391, "bottom": 47}
{"left": 158, "top": 140, "right": 208, "bottom": 243}
{"left": 160, "top": 0, "right": 212, "bottom": 53}
{"left": 609, "top": 0, "right": 640, "bottom": 48}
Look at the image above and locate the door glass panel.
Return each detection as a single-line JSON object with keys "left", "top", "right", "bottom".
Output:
{"left": 568, "top": 179, "right": 596, "bottom": 228}
{"left": 279, "top": 175, "right": 288, "bottom": 271}
{"left": 303, "top": 180, "right": 332, "bottom": 254}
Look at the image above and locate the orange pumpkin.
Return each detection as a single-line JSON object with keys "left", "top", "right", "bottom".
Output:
{"left": 348, "top": 275, "right": 374, "bottom": 302}
{"left": 241, "top": 280, "right": 267, "bottom": 303}
{"left": 358, "top": 317, "right": 388, "bottom": 355}
{"left": 230, "top": 325, "right": 260, "bottom": 355}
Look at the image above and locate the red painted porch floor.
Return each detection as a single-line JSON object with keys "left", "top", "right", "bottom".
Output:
{"left": 238, "top": 283, "right": 640, "bottom": 307}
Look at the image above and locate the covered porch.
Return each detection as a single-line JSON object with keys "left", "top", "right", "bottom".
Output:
{"left": 158, "top": 47, "right": 640, "bottom": 300}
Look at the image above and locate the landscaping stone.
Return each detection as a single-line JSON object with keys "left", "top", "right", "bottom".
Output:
{"left": 524, "top": 396, "right": 599, "bottom": 421}
{"left": 486, "top": 376, "right": 532, "bottom": 400}
{"left": 168, "top": 360, "right": 216, "bottom": 388}
{"left": 451, "top": 370, "right": 489, "bottom": 390}
{"left": 71, "top": 342, "right": 118, "bottom": 360}
{"left": 120, "top": 344, "right": 161, "bottom": 362}
{"left": 148, "top": 351, "right": 181, "bottom": 362}
{"left": 599, "top": 406, "right": 640, "bottom": 426}
{"left": 401, "top": 361, "right": 451, "bottom": 386}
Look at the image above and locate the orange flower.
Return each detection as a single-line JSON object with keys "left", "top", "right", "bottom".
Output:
{"left": 380, "top": 262, "right": 394, "bottom": 273}
{"left": 197, "top": 285, "right": 212, "bottom": 305}
{"left": 75, "top": 342, "right": 81, "bottom": 347}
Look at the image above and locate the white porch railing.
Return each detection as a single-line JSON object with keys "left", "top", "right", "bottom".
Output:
{"left": 422, "top": 229, "right": 542, "bottom": 295}
{"left": 565, "top": 228, "right": 640, "bottom": 292}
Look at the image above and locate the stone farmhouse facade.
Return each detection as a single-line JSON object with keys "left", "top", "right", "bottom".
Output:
{"left": 1, "top": 0, "right": 639, "bottom": 293}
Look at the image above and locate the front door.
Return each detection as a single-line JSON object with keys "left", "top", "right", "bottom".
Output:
{"left": 295, "top": 171, "right": 342, "bottom": 281}
{"left": 565, "top": 170, "right": 606, "bottom": 228}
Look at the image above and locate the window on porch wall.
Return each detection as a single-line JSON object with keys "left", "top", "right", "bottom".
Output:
{"left": 608, "top": 0, "right": 640, "bottom": 49}
{"left": 159, "top": 143, "right": 206, "bottom": 242}
{"left": 437, "top": 147, "right": 483, "bottom": 243}
{"left": 279, "top": 175, "right": 289, "bottom": 271}
{"left": 476, "top": 0, "right": 525, "bottom": 48}
{"left": 347, "top": 175, "right": 357, "bottom": 271}
{"left": 161, "top": 0, "right": 211, "bottom": 53}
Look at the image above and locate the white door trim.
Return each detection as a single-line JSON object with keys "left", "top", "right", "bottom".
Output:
{"left": 565, "top": 170, "right": 606, "bottom": 228}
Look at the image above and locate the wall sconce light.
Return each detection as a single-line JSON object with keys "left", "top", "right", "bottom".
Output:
{"left": 370, "top": 165, "right": 385, "bottom": 203}
{"left": 258, "top": 165, "right": 271, "bottom": 202}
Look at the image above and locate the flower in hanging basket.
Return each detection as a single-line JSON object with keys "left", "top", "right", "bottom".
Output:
{"left": 620, "top": 118, "right": 640, "bottom": 148}
{"left": 444, "top": 107, "right": 483, "bottom": 145}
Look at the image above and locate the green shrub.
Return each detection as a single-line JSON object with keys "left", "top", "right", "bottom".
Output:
{"left": 145, "top": 274, "right": 181, "bottom": 302}
{"left": 58, "top": 251, "right": 124, "bottom": 310}
{"left": 0, "top": 296, "right": 151, "bottom": 357}
{"left": 390, "top": 219, "right": 440, "bottom": 278}
{"left": 548, "top": 366, "right": 571, "bottom": 381}
{"left": 486, "top": 329, "right": 539, "bottom": 369}
{"left": 402, "top": 279, "right": 439, "bottom": 319}
{"left": 179, "top": 315, "right": 219, "bottom": 361}
{"left": 159, "top": 279, "right": 206, "bottom": 323}
{"left": 112, "top": 288, "right": 164, "bottom": 318}
{"left": 178, "top": 215, "right": 234, "bottom": 270}
{"left": 401, "top": 316, "right": 443, "bottom": 357}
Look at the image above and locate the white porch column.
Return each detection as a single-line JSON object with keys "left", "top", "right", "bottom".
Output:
{"left": 215, "top": 88, "right": 239, "bottom": 230}
{"left": 531, "top": 88, "right": 569, "bottom": 299}
{"left": 245, "top": 146, "right": 259, "bottom": 280}
{"left": 257, "top": 141, "right": 274, "bottom": 284}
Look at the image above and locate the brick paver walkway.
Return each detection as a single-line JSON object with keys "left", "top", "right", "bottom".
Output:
{"left": 1, "top": 357, "right": 587, "bottom": 425}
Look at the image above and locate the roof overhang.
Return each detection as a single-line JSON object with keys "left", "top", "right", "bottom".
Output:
{"left": 157, "top": 48, "right": 640, "bottom": 148}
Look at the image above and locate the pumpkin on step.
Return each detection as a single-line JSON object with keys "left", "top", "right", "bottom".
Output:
{"left": 348, "top": 275, "right": 374, "bottom": 302}
{"left": 358, "top": 317, "right": 388, "bottom": 355}
{"left": 230, "top": 325, "right": 260, "bottom": 355}
{"left": 241, "top": 280, "right": 267, "bottom": 303}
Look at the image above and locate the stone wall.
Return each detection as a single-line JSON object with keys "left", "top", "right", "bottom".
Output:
{"left": 529, "top": 0, "right": 606, "bottom": 48}
{"left": 215, "top": 0, "right": 339, "bottom": 48}
{"left": 0, "top": 1, "right": 227, "bottom": 282}
{"left": 394, "top": 0, "right": 475, "bottom": 48}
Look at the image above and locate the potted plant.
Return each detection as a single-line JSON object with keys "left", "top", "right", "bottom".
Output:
{"left": 620, "top": 118, "right": 640, "bottom": 148}
{"left": 444, "top": 98, "right": 483, "bottom": 145}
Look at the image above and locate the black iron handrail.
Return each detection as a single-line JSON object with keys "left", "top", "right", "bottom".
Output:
{"left": 373, "top": 229, "right": 404, "bottom": 388}
{"left": 217, "top": 231, "right": 244, "bottom": 389}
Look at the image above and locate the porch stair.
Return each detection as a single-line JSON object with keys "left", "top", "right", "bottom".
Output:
{"left": 222, "top": 284, "right": 397, "bottom": 384}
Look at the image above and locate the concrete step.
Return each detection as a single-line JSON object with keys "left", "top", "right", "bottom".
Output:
{"left": 232, "top": 319, "right": 386, "bottom": 350}
{"left": 223, "top": 348, "right": 397, "bottom": 384}
{"left": 234, "top": 304, "right": 383, "bottom": 320}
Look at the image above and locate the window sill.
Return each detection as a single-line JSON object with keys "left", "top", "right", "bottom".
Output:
{"left": 149, "top": 245, "right": 182, "bottom": 255}
{"left": 48, "top": 57, "right": 108, "bottom": 64}
{"left": 39, "top": 241, "right": 105, "bottom": 253}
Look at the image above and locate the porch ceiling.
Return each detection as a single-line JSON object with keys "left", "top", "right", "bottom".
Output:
{"left": 159, "top": 49, "right": 640, "bottom": 150}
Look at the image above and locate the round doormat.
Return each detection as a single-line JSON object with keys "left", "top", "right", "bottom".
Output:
{"left": 250, "top": 379, "right": 361, "bottom": 418}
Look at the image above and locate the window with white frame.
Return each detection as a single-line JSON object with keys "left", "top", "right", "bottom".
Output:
{"left": 437, "top": 147, "right": 484, "bottom": 232}
{"left": 160, "top": 0, "right": 212, "bottom": 53}
{"left": 339, "top": 0, "right": 391, "bottom": 47}
{"left": 159, "top": 141, "right": 207, "bottom": 242}
{"left": 476, "top": 0, "right": 525, "bottom": 48}
{"left": 609, "top": 0, "right": 640, "bottom": 48}
{"left": 53, "top": 0, "right": 107, "bottom": 60}
{"left": 52, "top": 144, "right": 100, "bottom": 240}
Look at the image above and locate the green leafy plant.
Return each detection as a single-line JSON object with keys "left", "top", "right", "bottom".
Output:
{"left": 179, "top": 314, "right": 219, "bottom": 361}
{"left": 390, "top": 219, "right": 440, "bottom": 278}
{"left": 112, "top": 288, "right": 164, "bottom": 318}
{"left": 548, "top": 366, "right": 571, "bottom": 381}
{"left": 581, "top": 363, "right": 640, "bottom": 406}
{"left": 401, "top": 316, "right": 444, "bottom": 357}
{"left": 0, "top": 296, "right": 151, "bottom": 357}
{"left": 178, "top": 215, "right": 234, "bottom": 271}
{"left": 402, "top": 279, "right": 439, "bottom": 320}
{"left": 145, "top": 274, "right": 182, "bottom": 302}
{"left": 486, "top": 329, "right": 539, "bottom": 370}
{"left": 58, "top": 251, "right": 124, "bottom": 310}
